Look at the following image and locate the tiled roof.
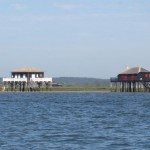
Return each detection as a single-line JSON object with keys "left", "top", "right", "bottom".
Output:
{"left": 12, "top": 67, "right": 44, "bottom": 73}
{"left": 119, "top": 67, "right": 150, "bottom": 75}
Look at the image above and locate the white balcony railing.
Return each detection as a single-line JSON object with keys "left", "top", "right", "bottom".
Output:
{"left": 2, "top": 77, "right": 52, "bottom": 82}
{"left": 3, "top": 78, "right": 27, "bottom": 82}
{"left": 31, "top": 78, "right": 52, "bottom": 82}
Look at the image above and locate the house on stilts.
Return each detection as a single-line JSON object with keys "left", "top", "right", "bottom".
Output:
{"left": 110, "top": 66, "right": 150, "bottom": 92}
{"left": 2, "top": 67, "right": 52, "bottom": 91}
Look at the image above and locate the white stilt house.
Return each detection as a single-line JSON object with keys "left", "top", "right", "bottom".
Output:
{"left": 3, "top": 67, "right": 52, "bottom": 91}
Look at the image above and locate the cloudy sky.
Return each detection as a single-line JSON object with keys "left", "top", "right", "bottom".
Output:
{"left": 0, "top": 0, "right": 150, "bottom": 78}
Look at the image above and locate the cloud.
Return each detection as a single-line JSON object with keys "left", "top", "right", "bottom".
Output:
{"left": 89, "top": 13, "right": 111, "bottom": 18}
{"left": 54, "top": 3, "right": 77, "bottom": 10}
{"left": 13, "top": 3, "right": 25, "bottom": 11}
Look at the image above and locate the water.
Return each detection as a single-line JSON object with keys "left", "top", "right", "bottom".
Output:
{"left": 0, "top": 92, "right": 150, "bottom": 150}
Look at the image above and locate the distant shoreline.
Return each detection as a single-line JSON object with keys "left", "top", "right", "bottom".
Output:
{"left": 0, "top": 91, "right": 111, "bottom": 94}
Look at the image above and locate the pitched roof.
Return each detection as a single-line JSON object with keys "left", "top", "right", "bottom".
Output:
{"left": 12, "top": 67, "right": 44, "bottom": 73}
{"left": 119, "top": 66, "right": 150, "bottom": 75}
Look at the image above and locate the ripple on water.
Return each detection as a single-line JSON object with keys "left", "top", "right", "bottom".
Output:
{"left": 0, "top": 92, "right": 150, "bottom": 150}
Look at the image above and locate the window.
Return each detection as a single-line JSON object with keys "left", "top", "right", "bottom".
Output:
{"left": 130, "top": 75, "right": 135, "bottom": 80}
{"left": 121, "top": 75, "right": 128, "bottom": 80}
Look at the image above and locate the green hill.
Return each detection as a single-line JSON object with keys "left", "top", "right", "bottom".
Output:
{"left": 53, "top": 77, "right": 110, "bottom": 86}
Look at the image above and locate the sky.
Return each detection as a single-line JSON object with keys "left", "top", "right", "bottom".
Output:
{"left": 0, "top": 0, "right": 150, "bottom": 78}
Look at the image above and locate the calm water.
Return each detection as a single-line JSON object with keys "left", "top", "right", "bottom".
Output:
{"left": 0, "top": 92, "right": 150, "bottom": 150}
